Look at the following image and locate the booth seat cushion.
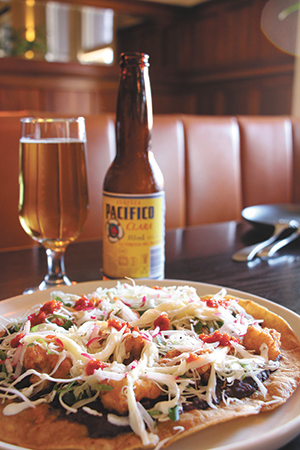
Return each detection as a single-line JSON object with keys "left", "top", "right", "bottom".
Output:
{"left": 152, "top": 115, "right": 186, "bottom": 229}
{"left": 238, "top": 116, "right": 293, "bottom": 207}
{"left": 181, "top": 115, "right": 242, "bottom": 225}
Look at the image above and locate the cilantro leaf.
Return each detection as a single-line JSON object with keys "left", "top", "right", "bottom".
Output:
{"left": 168, "top": 405, "right": 179, "bottom": 421}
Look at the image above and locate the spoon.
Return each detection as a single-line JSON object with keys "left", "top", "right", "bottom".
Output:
{"left": 232, "top": 220, "right": 298, "bottom": 262}
{"left": 258, "top": 220, "right": 300, "bottom": 258}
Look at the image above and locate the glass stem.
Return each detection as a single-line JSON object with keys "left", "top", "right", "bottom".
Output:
{"left": 43, "top": 248, "right": 72, "bottom": 287}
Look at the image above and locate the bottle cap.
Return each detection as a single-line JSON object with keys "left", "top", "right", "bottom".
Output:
{"left": 119, "top": 52, "right": 149, "bottom": 67}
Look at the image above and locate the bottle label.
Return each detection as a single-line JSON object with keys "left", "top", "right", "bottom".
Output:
{"left": 102, "top": 191, "right": 165, "bottom": 279}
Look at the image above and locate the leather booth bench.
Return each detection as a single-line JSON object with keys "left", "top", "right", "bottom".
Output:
{"left": 1, "top": 113, "right": 299, "bottom": 251}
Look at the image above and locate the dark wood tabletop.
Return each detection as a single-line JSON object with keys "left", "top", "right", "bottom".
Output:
{"left": 1, "top": 220, "right": 300, "bottom": 449}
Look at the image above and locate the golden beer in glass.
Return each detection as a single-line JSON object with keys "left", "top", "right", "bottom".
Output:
{"left": 19, "top": 117, "right": 89, "bottom": 291}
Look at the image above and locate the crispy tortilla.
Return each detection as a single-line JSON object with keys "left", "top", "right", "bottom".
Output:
{"left": 0, "top": 297, "right": 300, "bottom": 450}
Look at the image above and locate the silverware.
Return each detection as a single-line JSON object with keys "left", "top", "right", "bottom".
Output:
{"left": 258, "top": 221, "right": 300, "bottom": 258}
{"left": 232, "top": 220, "right": 298, "bottom": 262}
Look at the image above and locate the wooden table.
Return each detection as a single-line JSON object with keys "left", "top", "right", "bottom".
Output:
{"left": 1, "top": 220, "right": 300, "bottom": 449}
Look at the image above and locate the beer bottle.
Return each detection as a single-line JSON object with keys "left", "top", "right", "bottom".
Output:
{"left": 102, "top": 52, "right": 165, "bottom": 280}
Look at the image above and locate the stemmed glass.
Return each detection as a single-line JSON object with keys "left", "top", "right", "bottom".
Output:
{"left": 18, "top": 117, "right": 89, "bottom": 292}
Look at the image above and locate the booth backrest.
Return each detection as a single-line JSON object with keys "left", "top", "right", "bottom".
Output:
{"left": 1, "top": 113, "right": 299, "bottom": 251}
{"left": 238, "top": 116, "right": 293, "bottom": 207}
{"left": 182, "top": 116, "right": 242, "bottom": 225}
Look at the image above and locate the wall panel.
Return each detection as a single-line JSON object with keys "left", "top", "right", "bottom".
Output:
{"left": 0, "top": 0, "right": 295, "bottom": 117}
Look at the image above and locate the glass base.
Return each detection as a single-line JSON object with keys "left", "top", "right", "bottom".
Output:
{"left": 39, "top": 276, "right": 76, "bottom": 291}
{"left": 23, "top": 276, "right": 76, "bottom": 295}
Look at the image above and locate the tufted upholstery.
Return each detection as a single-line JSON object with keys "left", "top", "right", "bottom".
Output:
{"left": 0, "top": 113, "right": 298, "bottom": 251}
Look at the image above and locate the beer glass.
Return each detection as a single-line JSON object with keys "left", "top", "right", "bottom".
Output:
{"left": 18, "top": 117, "right": 89, "bottom": 292}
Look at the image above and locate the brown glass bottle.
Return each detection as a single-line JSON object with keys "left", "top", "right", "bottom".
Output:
{"left": 102, "top": 52, "right": 165, "bottom": 280}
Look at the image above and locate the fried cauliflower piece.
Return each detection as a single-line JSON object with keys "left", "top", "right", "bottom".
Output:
{"left": 121, "top": 333, "right": 146, "bottom": 365}
{"left": 23, "top": 344, "right": 72, "bottom": 384}
{"left": 243, "top": 325, "right": 281, "bottom": 360}
{"left": 100, "top": 378, "right": 162, "bottom": 415}
{"left": 114, "top": 331, "right": 147, "bottom": 365}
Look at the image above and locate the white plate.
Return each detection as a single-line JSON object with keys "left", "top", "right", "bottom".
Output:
{"left": 0, "top": 279, "right": 299, "bottom": 450}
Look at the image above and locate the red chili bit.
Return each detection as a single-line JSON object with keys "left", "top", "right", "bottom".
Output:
{"left": 40, "top": 299, "right": 62, "bottom": 315}
{"left": 10, "top": 333, "right": 26, "bottom": 348}
{"left": 108, "top": 318, "right": 131, "bottom": 332}
{"left": 74, "top": 296, "right": 94, "bottom": 311}
{"left": 186, "top": 353, "right": 200, "bottom": 363}
{"left": 205, "top": 298, "right": 218, "bottom": 308}
{"left": 205, "top": 298, "right": 230, "bottom": 308}
{"left": 28, "top": 310, "right": 47, "bottom": 327}
{"left": 27, "top": 300, "right": 62, "bottom": 327}
{"left": 153, "top": 313, "right": 170, "bottom": 331}
{"left": 85, "top": 359, "right": 109, "bottom": 375}
{"left": 200, "top": 330, "right": 240, "bottom": 347}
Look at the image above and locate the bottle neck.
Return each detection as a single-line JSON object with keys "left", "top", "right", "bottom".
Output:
{"left": 116, "top": 54, "right": 153, "bottom": 159}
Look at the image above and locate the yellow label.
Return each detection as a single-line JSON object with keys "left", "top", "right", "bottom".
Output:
{"left": 102, "top": 191, "right": 165, "bottom": 279}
